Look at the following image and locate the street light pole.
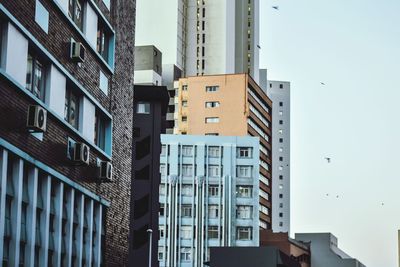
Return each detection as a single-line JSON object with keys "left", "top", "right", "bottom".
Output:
{"left": 147, "top": 229, "right": 153, "bottom": 267}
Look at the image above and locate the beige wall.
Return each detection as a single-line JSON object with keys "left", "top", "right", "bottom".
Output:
{"left": 176, "top": 74, "right": 250, "bottom": 136}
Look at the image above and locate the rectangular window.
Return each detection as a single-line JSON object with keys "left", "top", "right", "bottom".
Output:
{"left": 205, "top": 85, "right": 219, "bottom": 92}
{"left": 161, "top": 145, "right": 167, "bottom": 156}
{"left": 160, "top": 164, "right": 166, "bottom": 176}
{"left": 26, "top": 52, "right": 46, "bottom": 101}
{"left": 260, "top": 190, "right": 269, "bottom": 200}
{"left": 279, "top": 120, "right": 283, "bottom": 125}
{"left": 205, "top": 101, "right": 220, "bottom": 108}
{"left": 180, "top": 226, "right": 192, "bottom": 239}
{"left": 208, "top": 205, "right": 219, "bottom": 218}
{"left": 208, "top": 165, "right": 219, "bottom": 177}
{"left": 205, "top": 117, "right": 219, "bottom": 123}
{"left": 180, "top": 248, "right": 192, "bottom": 261}
{"left": 68, "top": 0, "right": 84, "bottom": 30}
{"left": 205, "top": 133, "right": 219, "bottom": 136}
{"left": 159, "top": 225, "right": 165, "bottom": 238}
{"left": 279, "top": 102, "right": 283, "bottom": 106}
{"left": 208, "top": 146, "right": 220, "bottom": 157}
{"left": 260, "top": 204, "right": 269, "bottom": 215}
{"left": 181, "top": 205, "right": 192, "bottom": 217}
{"left": 236, "top": 206, "right": 252, "bottom": 219}
{"left": 208, "top": 185, "right": 219, "bottom": 197}
{"left": 236, "top": 186, "right": 252, "bottom": 198}
{"left": 236, "top": 166, "right": 252, "bottom": 178}
{"left": 202, "top": 34, "right": 205, "bottom": 43}
{"left": 182, "top": 100, "right": 188, "bottom": 107}
{"left": 64, "top": 88, "right": 80, "bottom": 129}
{"left": 182, "top": 146, "right": 193, "bottom": 157}
{"left": 97, "top": 22, "right": 110, "bottom": 61}
{"left": 237, "top": 227, "right": 252, "bottom": 240}
{"left": 182, "top": 164, "right": 193, "bottom": 177}
{"left": 182, "top": 85, "right": 188, "bottom": 91}
{"left": 208, "top": 226, "right": 218, "bottom": 239}
{"left": 181, "top": 185, "right": 192, "bottom": 196}
{"left": 159, "top": 184, "right": 166, "bottom": 195}
{"left": 136, "top": 102, "right": 150, "bottom": 114}
{"left": 202, "top": 21, "right": 205, "bottom": 31}
{"left": 182, "top": 116, "right": 188, "bottom": 122}
{"left": 237, "top": 147, "right": 252, "bottom": 158}
{"left": 94, "top": 112, "right": 106, "bottom": 150}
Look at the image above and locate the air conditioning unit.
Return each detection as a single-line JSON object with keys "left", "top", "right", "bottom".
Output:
{"left": 98, "top": 161, "right": 113, "bottom": 182}
{"left": 73, "top": 142, "right": 90, "bottom": 165}
{"left": 70, "top": 41, "right": 85, "bottom": 63}
{"left": 27, "top": 105, "right": 47, "bottom": 132}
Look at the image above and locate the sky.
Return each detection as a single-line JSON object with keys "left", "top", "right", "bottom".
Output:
{"left": 259, "top": 0, "right": 400, "bottom": 266}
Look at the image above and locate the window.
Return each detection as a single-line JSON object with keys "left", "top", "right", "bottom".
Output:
{"left": 279, "top": 166, "right": 283, "bottom": 171}
{"left": 136, "top": 102, "right": 150, "bottom": 114}
{"left": 236, "top": 186, "right": 252, "bottom": 198}
{"left": 26, "top": 52, "right": 46, "bottom": 101}
{"left": 202, "top": 34, "right": 205, "bottom": 43}
{"left": 279, "top": 102, "right": 283, "bottom": 107}
{"left": 94, "top": 112, "right": 107, "bottom": 150}
{"left": 279, "top": 157, "right": 283, "bottom": 161}
{"left": 68, "top": 0, "right": 84, "bottom": 30}
{"left": 182, "top": 85, "right": 188, "bottom": 91}
{"left": 279, "top": 193, "right": 283, "bottom": 198}
{"left": 278, "top": 129, "right": 283, "bottom": 134}
{"left": 64, "top": 88, "right": 80, "bottom": 129}
{"left": 280, "top": 84, "right": 283, "bottom": 89}
{"left": 202, "top": 8, "right": 205, "bottom": 17}
{"left": 205, "top": 86, "right": 219, "bottom": 92}
{"left": 279, "top": 138, "right": 283, "bottom": 143}
{"left": 279, "top": 203, "right": 283, "bottom": 208}
{"left": 205, "top": 133, "right": 219, "bottom": 136}
{"left": 279, "top": 147, "right": 283, "bottom": 152}
{"left": 260, "top": 205, "right": 269, "bottom": 215}
{"left": 97, "top": 22, "right": 110, "bottom": 61}
{"left": 181, "top": 185, "right": 192, "bottom": 196}
{"left": 236, "top": 206, "right": 252, "bottom": 219}
{"left": 260, "top": 190, "right": 269, "bottom": 200}
{"left": 205, "top": 117, "right": 219, "bottom": 123}
{"left": 279, "top": 175, "right": 283, "bottom": 180}
{"left": 205, "top": 101, "right": 220, "bottom": 108}
{"left": 208, "top": 146, "right": 220, "bottom": 157}
{"left": 160, "top": 164, "right": 166, "bottom": 176}
{"left": 236, "top": 166, "right": 252, "bottom": 178}
{"left": 208, "top": 205, "right": 219, "bottom": 218}
{"left": 202, "top": 46, "right": 205, "bottom": 57}
{"left": 208, "top": 185, "right": 219, "bottom": 197}
{"left": 278, "top": 184, "right": 284, "bottom": 189}
{"left": 237, "top": 227, "right": 252, "bottom": 240}
{"left": 279, "top": 111, "right": 283, "bottom": 116}
{"left": 237, "top": 147, "right": 252, "bottom": 158}
{"left": 158, "top": 247, "right": 165, "bottom": 260}
{"left": 279, "top": 212, "right": 283, "bottom": 217}
{"left": 182, "top": 100, "right": 188, "bottom": 107}
{"left": 181, "top": 205, "right": 192, "bottom": 217}
{"left": 279, "top": 120, "right": 283, "bottom": 125}
{"left": 182, "top": 146, "right": 193, "bottom": 157}
{"left": 161, "top": 145, "right": 167, "bottom": 155}
{"left": 182, "top": 164, "right": 193, "bottom": 177}
{"left": 279, "top": 222, "right": 283, "bottom": 227}
{"left": 159, "top": 203, "right": 165, "bottom": 216}
{"left": 182, "top": 116, "right": 188, "bottom": 122}
{"left": 208, "top": 165, "right": 219, "bottom": 177}
{"left": 208, "top": 226, "right": 218, "bottom": 239}
{"left": 180, "top": 248, "right": 192, "bottom": 261}
{"left": 159, "top": 184, "right": 166, "bottom": 195}
{"left": 180, "top": 226, "right": 192, "bottom": 239}
{"left": 269, "top": 83, "right": 272, "bottom": 88}
{"left": 159, "top": 225, "right": 165, "bottom": 238}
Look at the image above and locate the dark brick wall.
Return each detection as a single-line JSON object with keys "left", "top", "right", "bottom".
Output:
{"left": 0, "top": 0, "right": 135, "bottom": 266}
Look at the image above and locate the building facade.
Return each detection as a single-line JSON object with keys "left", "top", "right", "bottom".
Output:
{"left": 263, "top": 77, "right": 291, "bottom": 233}
{"left": 159, "top": 134, "right": 260, "bottom": 267}
{"left": 129, "top": 85, "right": 169, "bottom": 266}
{"left": 173, "top": 74, "right": 272, "bottom": 230}
{"left": 295, "top": 233, "right": 366, "bottom": 267}
{"left": 134, "top": 45, "right": 163, "bottom": 86}
{"left": 0, "top": 0, "right": 135, "bottom": 266}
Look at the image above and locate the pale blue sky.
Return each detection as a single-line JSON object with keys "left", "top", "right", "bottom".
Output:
{"left": 259, "top": 0, "right": 400, "bottom": 266}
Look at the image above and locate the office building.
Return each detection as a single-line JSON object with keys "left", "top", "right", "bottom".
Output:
{"left": 159, "top": 134, "right": 260, "bottom": 267}
{"left": 259, "top": 71, "right": 291, "bottom": 233}
{"left": 295, "top": 233, "right": 366, "bottom": 267}
{"left": 0, "top": 0, "right": 135, "bottom": 265}
{"left": 129, "top": 85, "right": 169, "bottom": 266}
{"left": 173, "top": 73, "right": 272, "bottom": 229}
{"left": 136, "top": 0, "right": 260, "bottom": 81}
{"left": 134, "top": 45, "right": 163, "bottom": 86}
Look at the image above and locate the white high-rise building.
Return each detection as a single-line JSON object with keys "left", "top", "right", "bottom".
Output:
{"left": 260, "top": 69, "right": 291, "bottom": 233}
{"left": 159, "top": 135, "right": 260, "bottom": 267}
{"left": 135, "top": 0, "right": 260, "bottom": 82}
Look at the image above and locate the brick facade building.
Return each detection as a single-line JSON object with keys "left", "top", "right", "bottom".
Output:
{"left": 0, "top": 0, "right": 135, "bottom": 266}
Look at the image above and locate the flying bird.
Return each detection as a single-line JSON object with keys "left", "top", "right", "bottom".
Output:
{"left": 320, "top": 82, "right": 326, "bottom": 85}
{"left": 324, "top": 157, "right": 331, "bottom": 163}
{"left": 272, "top": 6, "right": 279, "bottom": 10}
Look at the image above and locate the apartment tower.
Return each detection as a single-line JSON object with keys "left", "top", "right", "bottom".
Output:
{"left": 173, "top": 74, "right": 273, "bottom": 230}
{"left": 159, "top": 134, "right": 260, "bottom": 266}
{"left": 0, "top": 0, "right": 135, "bottom": 265}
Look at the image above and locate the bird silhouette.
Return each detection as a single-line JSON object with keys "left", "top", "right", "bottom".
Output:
{"left": 321, "top": 82, "right": 326, "bottom": 85}
{"left": 272, "top": 6, "right": 279, "bottom": 10}
{"left": 325, "top": 157, "right": 331, "bottom": 163}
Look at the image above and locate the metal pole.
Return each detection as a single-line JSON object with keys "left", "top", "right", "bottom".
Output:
{"left": 147, "top": 229, "right": 153, "bottom": 267}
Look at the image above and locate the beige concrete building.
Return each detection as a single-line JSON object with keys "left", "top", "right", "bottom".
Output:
{"left": 173, "top": 73, "right": 273, "bottom": 229}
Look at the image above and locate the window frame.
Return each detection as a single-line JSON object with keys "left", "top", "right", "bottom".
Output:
{"left": 26, "top": 51, "right": 47, "bottom": 102}
{"left": 68, "top": 0, "right": 84, "bottom": 30}
{"left": 64, "top": 87, "right": 81, "bottom": 130}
